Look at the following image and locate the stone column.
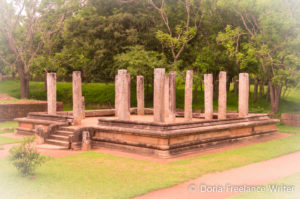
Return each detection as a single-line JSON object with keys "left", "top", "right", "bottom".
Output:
{"left": 218, "top": 71, "right": 227, "bottom": 119}
{"left": 82, "top": 96, "right": 85, "bottom": 119}
{"left": 184, "top": 70, "right": 193, "bottom": 121}
{"left": 153, "top": 68, "right": 165, "bottom": 123}
{"left": 164, "top": 75, "right": 170, "bottom": 117}
{"left": 73, "top": 71, "right": 83, "bottom": 125}
{"left": 239, "top": 73, "right": 249, "bottom": 117}
{"left": 115, "top": 74, "right": 119, "bottom": 116}
{"left": 47, "top": 73, "right": 56, "bottom": 115}
{"left": 169, "top": 71, "right": 176, "bottom": 122}
{"left": 127, "top": 73, "right": 131, "bottom": 111}
{"left": 0, "top": 73, "right": 2, "bottom": 82}
{"left": 204, "top": 74, "right": 213, "bottom": 120}
{"left": 137, "top": 76, "right": 144, "bottom": 115}
{"left": 117, "top": 69, "right": 130, "bottom": 120}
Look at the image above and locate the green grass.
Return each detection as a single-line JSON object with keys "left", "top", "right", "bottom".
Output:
{"left": 1, "top": 79, "right": 299, "bottom": 113}
{"left": 0, "top": 125, "right": 298, "bottom": 199}
{"left": 0, "top": 121, "right": 18, "bottom": 134}
{"left": 231, "top": 172, "right": 300, "bottom": 199}
{"left": 0, "top": 135, "right": 21, "bottom": 145}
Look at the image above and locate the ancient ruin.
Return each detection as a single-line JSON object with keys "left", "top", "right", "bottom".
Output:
{"left": 15, "top": 69, "right": 279, "bottom": 158}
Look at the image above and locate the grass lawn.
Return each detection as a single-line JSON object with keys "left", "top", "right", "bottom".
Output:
{"left": 0, "top": 121, "right": 18, "bottom": 134}
{"left": 0, "top": 79, "right": 299, "bottom": 113}
{"left": 231, "top": 172, "right": 300, "bottom": 199}
{"left": 0, "top": 135, "right": 21, "bottom": 145}
{"left": 0, "top": 125, "right": 299, "bottom": 199}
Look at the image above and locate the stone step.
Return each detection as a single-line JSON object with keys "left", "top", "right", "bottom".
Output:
{"left": 49, "top": 134, "right": 69, "bottom": 141}
{"left": 45, "top": 139, "right": 70, "bottom": 147}
{"left": 55, "top": 130, "right": 74, "bottom": 136}
{"left": 59, "top": 126, "right": 79, "bottom": 132}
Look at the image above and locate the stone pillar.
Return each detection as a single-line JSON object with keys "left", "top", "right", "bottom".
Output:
{"left": 153, "top": 68, "right": 165, "bottom": 123}
{"left": 81, "top": 131, "right": 91, "bottom": 151}
{"left": 239, "top": 73, "right": 249, "bottom": 117}
{"left": 218, "top": 71, "right": 227, "bottom": 119}
{"left": 117, "top": 69, "right": 130, "bottom": 120}
{"left": 73, "top": 71, "right": 83, "bottom": 125}
{"left": 184, "top": 70, "right": 193, "bottom": 121}
{"left": 137, "top": 76, "right": 144, "bottom": 115}
{"left": 47, "top": 73, "right": 56, "bottom": 115}
{"left": 164, "top": 75, "right": 170, "bottom": 117}
{"left": 127, "top": 73, "right": 131, "bottom": 111}
{"left": 115, "top": 74, "right": 119, "bottom": 116}
{"left": 0, "top": 73, "right": 2, "bottom": 82}
{"left": 204, "top": 74, "right": 213, "bottom": 120}
{"left": 169, "top": 71, "right": 176, "bottom": 122}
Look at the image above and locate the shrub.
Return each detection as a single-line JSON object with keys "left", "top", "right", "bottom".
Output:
{"left": 9, "top": 136, "right": 47, "bottom": 176}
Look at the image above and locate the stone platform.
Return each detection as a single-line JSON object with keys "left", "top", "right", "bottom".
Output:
{"left": 92, "top": 113, "right": 279, "bottom": 158}
{"left": 15, "top": 109, "right": 279, "bottom": 158}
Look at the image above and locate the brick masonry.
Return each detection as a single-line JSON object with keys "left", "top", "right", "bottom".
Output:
{"left": 0, "top": 101, "right": 63, "bottom": 121}
{"left": 281, "top": 113, "right": 300, "bottom": 126}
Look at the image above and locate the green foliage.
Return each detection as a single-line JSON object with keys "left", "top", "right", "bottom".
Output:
{"left": 9, "top": 137, "right": 47, "bottom": 176}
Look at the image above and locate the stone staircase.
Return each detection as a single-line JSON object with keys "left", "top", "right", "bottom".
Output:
{"left": 45, "top": 126, "right": 81, "bottom": 149}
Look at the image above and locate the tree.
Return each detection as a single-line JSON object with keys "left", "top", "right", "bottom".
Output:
{"left": 0, "top": 0, "right": 77, "bottom": 98}
{"left": 149, "top": 0, "right": 201, "bottom": 63}
{"left": 218, "top": 0, "right": 300, "bottom": 113}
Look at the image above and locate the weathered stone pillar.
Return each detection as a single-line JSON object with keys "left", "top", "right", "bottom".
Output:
{"left": 218, "top": 71, "right": 227, "bottom": 119}
{"left": 204, "top": 74, "right": 213, "bottom": 120}
{"left": 153, "top": 68, "right": 165, "bottom": 123}
{"left": 81, "top": 131, "right": 91, "bottom": 151}
{"left": 117, "top": 69, "right": 130, "bottom": 120}
{"left": 164, "top": 75, "right": 170, "bottom": 117}
{"left": 127, "top": 73, "right": 131, "bottom": 111}
{"left": 73, "top": 71, "right": 83, "bottom": 125}
{"left": 184, "top": 70, "right": 193, "bottom": 121}
{"left": 137, "top": 76, "right": 144, "bottom": 115}
{"left": 239, "top": 73, "right": 249, "bottom": 117}
{"left": 47, "top": 73, "right": 56, "bottom": 115}
{"left": 169, "top": 71, "right": 176, "bottom": 122}
{"left": 115, "top": 74, "right": 119, "bottom": 116}
{"left": 0, "top": 73, "right": 2, "bottom": 82}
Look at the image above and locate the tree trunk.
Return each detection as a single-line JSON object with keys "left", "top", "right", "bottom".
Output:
{"left": 266, "top": 85, "right": 270, "bottom": 102}
{"left": 268, "top": 81, "right": 281, "bottom": 113}
{"left": 193, "top": 83, "right": 198, "bottom": 103}
{"left": 253, "top": 78, "right": 258, "bottom": 102}
{"left": 17, "top": 64, "right": 29, "bottom": 99}
{"left": 44, "top": 72, "right": 47, "bottom": 92}
{"left": 259, "top": 80, "right": 264, "bottom": 98}
{"left": 234, "top": 79, "right": 238, "bottom": 97}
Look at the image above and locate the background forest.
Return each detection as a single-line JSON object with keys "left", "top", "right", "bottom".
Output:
{"left": 0, "top": 0, "right": 299, "bottom": 113}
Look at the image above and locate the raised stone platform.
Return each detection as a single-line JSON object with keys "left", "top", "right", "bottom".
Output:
{"left": 92, "top": 113, "right": 279, "bottom": 158}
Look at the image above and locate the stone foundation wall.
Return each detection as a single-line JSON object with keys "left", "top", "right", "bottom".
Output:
{"left": 0, "top": 101, "right": 63, "bottom": 121}
{"left": 281, "top": 113, "right": 300, "bottom": 126}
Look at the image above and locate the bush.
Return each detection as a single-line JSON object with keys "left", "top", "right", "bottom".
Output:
{"left": 9, "top": 136, "right": 47, "bottom": 176}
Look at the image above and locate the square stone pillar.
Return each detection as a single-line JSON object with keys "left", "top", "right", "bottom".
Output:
{"left": 164, "top": 75, "right": 170, "bottom": 117}
{"left": 72, "top": 71, "right": 83, "bottom": 125}
{"left": 169, "top": 71, "right": 176, "bottom": 122}
{"left": 239, "top": 73, "right": 249, "bottom": 117}
{"left": 115, "top": 74, "right": 119, "bottom": 116}
{"left": 137, "top": 75, "right": 144, "bottom": 115}
{"left": 184, "top": 70, "right": 193, "bottom": 121}
{"left": 117, "top": 69, "right": 130, "bottom": 120}
{"left": 204, "top": 74, "right": 213, "bottom": 120}
{"left": 47, "top": 73, "right": 57, "bottom": 115}
{"left": 127, "top": 73, "right": 131, "bottom": 111}
{"left": 153, "top": 68, "right": 165, "bottom": 123}
{"left": 0, "top": 73, "right": 2, "bottom": 82}
{"left": 218, "top": 71, "right": 227, "bottom": 119}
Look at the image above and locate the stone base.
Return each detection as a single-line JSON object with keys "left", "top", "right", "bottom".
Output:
{"left": 93, "top": 114, "right": 279, "bottom": 158}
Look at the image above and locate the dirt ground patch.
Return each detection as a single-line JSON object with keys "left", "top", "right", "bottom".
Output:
{"left": 0, "top": 94, "right": 16, "bottom": 100}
